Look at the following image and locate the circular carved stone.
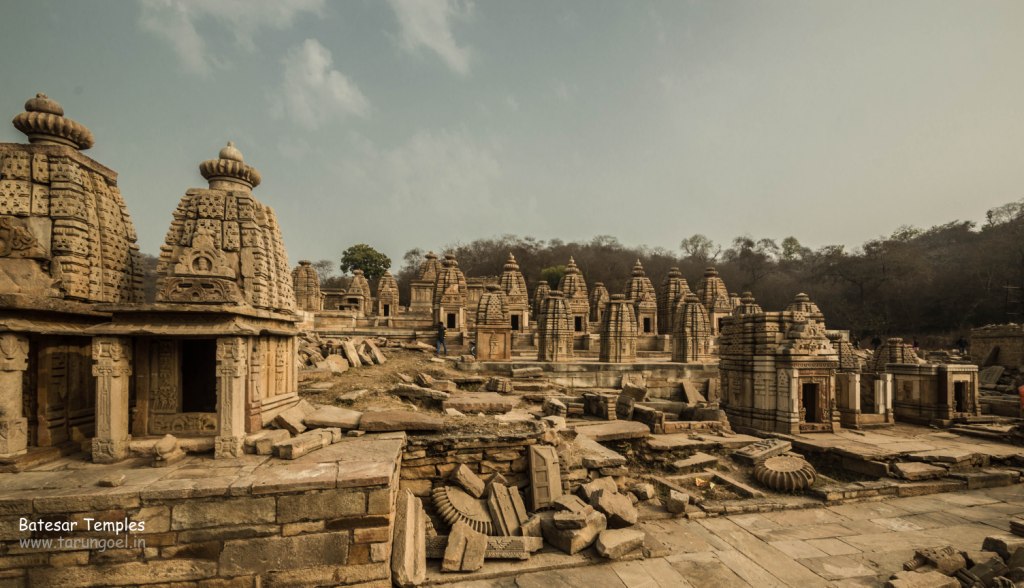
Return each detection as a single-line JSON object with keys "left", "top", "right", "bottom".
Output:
{"left": 754, "top": 455, "right": 816, "bottom": 492}
{"left": 431, "top": 485, "right": 494, "bottom": 535}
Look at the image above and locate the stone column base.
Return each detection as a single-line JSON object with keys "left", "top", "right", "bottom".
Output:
{"left": 215, "top": 435, "right": 244, "bottom": 459}
{"left": 0, "top": 418, "right": 28, "bottom": 458}
{"left": 91, "top": 437, "right": 129, "bottom": 464}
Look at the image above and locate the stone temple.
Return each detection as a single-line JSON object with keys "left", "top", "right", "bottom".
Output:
{"left": 0, "top": 93, "right": 1018, "bottom": 588}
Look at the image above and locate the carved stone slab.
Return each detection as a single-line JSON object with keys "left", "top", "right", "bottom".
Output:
{"left": 392, "top": 490, "right": 426, "bottom": 587}
{"left": 442, "top": 521, "right": 487, "bottom": 572}
{"left": 487, "top": 482, "right": 528, "bottom": 536}
{"left": 732, "top": 438, "right": 792, "bottom": 465}
{"left": 528, "top": 445, "right": 563, "bottom": 510}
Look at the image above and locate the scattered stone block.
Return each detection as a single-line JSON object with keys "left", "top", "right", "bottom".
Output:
{"left": 274, "top": 400, "right": 316, "bottom": 435}
{"left": 415, "top": 373, "right": 435, "bottom": 387}
{"left": 450, "top": 464, "right": 486, "bottom": 498}
{"left": 442, "top": 521, "right": 487, "bottom": 572}
{"left": 893, "top": 462, "right": 947, "bottom": 481}
{"left": 445, "top": 408, "right": 465, "bottom": 416}
{"left": 521, "top": 515, "right": 542, "bottom": 538}
{"left": 153, "top": 434, "right": 186, "bottom": 467}
{"left": 573, "top": 420, "right": 650, "bottom": 441}
{"left": 591, "top": 488, "right": 638, "bottom": 528}
{"left": 246, "top": 429, "right": 291, "bottom": 455}
{"left": 983, "top": 535, "right": 1024, "bottom": 560}
{"left": 341, "top": 340, "right": 363, "bottom": 368}
{"left": 487, "top": 482, "right": 529, "bottom": 536}
{"left": 445, "top": 392, "right": 517, "bottom": 414}
{"left": 323, "top": 354, "right": 349, "bottom": 374}
{"left": 540, "top": 509, "right": 607, "bottom": 555}
{"left": 575, "top": 435, "right": 626, "bottom": 469}
{"left": 364, "top": 340, "right": 387, "bottom": 364}
{"left": 304, "top": 405, "right": 362, "bottom": 430}
{"left": 337, "top": 388, "right": 369, "bottom": 402}
{"left": 679, "top": 380, "right": 707, "bottom": 403}
{"left": 884, "top": 570, "right": 959, "bottom": 588}
{"left": 543, "top": 397, "right": 567, "bottom": 417}
{"left": 360, "top": 410, "right": 444, "bottom": 432}
{"left": 431, "top": 379, "right": 458, "bottom": 393}
{"left": 732, "top": 438, "right": 792, "bottom": 465}
{"left": 905, "top": 545, "right": 966, "bottom": 575}
{"left": 512, "top": 367, "right": 543, "bottom": 378}
{"left": 980, "top": 366, "right": 1005, "bottom": 386}
{"left": 970, "top": 557, "right": 1009, "bottom": 585}
{"left": 554, "top": 511, "right": 589, "bottom": 530}
{"left": 553, "top": 494, "right": 590, "bottom": 514}
{"left": 98, "top": 474, "right": 126, "bottom": 487}
{"left": 273, "top": 429, "right": 332, "bottom": 459}
{"left": 391, "top": 383, "right": 450, "bottom": 402}
{"left": 528, "top": 445, "right": 562, "bottom": 510}
{"left": 392, "top": 490, "right": 426, "bottom": 587}
{"left": 671, "top": 452, "right": 718, "bottom": 473}
{"left": 1009, "top": 517, "right": 1024, "bottom": 537}
{"left": 486, "top": 377, "right": 514, "bottom": 393}
{"left": 426, "top": 535, "right": 542, "bottom": 560}
{"left": 630, "top": 482, "right": 656, "bottom": 501}
{"left": 596, "top": 528, "right": 645, "bottom": 559}
{"left": 577, "top": 477, "right": 617, "bottom": 503}
{"left": 432, "top": 486, "right": 495, "bottom": 535}
{"left": 663, "top": 489, "right": 691, "bottom": 514}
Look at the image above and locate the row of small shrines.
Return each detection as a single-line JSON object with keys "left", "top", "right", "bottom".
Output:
{"left": 0, "top": 94, "right": 980, "bottom": 467}
{"left": 293, "top": 251, "right": 741, "bottom": 338}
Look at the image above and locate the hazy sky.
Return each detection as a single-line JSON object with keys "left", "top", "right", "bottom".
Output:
{"left": 1, "top": 0, "right": 1022, "bottom": 268}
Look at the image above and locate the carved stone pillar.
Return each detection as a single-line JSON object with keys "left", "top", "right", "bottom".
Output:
{"left": 91, "top": 337, "right": 132, "bottom": 463}
{"left": 215, "top": 337, "right": 247, "bottom": 459}
{"left": 0, "top": 333, "right": 30, "bottom": 458}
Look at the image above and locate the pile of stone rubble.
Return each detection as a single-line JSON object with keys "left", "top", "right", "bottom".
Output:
{"left": 885, "top": 520, "right": 1024, "bottom": 587}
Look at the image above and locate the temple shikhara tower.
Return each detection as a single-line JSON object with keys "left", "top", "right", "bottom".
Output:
{"left": 94, "top": 141, "right": 301, "bottom": 460}
{"left": 0, "top": 94, "right": 143, "bottom": 461}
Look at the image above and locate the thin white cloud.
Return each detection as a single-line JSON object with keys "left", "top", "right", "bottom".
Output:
{"left": 554, "top": 81, "right": 577, "bottom": 102}
{"left": 386, "top": 0, "right": 473, "bottom": 75}
{"left": 335, "top": 129, "right": 503, "bottom": 217}
{"left": 272, "top": 39, "right": 369, "bottom": 130}
{"left": 138, "top": 0, "right": 325, "bottom": 75}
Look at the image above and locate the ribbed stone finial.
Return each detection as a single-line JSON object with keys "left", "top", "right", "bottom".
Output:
{"left": 12, "top": 92, "right": 94, "bottom": 149}
{"left": 199, "top": 141, "right": 261, "bottom": 190}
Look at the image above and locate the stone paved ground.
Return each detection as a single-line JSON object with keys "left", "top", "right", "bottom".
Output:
{"left": 444, "top": 485, "right": 1024, "bottom": 587}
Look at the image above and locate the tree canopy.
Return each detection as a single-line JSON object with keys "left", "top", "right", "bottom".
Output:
{"left": 339, "top": 244, "right": 391, "bottom": 280}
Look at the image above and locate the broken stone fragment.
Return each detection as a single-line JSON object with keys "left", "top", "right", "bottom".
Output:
{"left": 520, "top": 515, "right": 542, "bottom": 538}
{"left": 450, "top": 464, "right": 486, "bottom": 498}
{"left": 442, "top": 521, "right": 487, "bottom": 572}
{"left": 359, "top": 410, "right": 444, "bottom": 432}
{"left": 552, "top": 494, "right": 590, "bottom": 514}
{"left": 577, "top": 476, "right": 617, "bottom": 502}
{"left": 304, "top": 405, "right": 362, "bottom": 430}
{"left": 630, "top": 482, "right": 656, "bottom": 501}
{"left": 392, "top": 490, "right": 426, "bottom": 587}
{"left": 97, "top": 474, "right": 126, "bottom": 487}
{"left": 884, "top": 570, "right": 959, "bottom": 588}
{"left": 273, "top": 401, "right": 315, "bottom": 435}
{"left": 245, "top": 429, "right": 290, "bottom": 455}
{"left": 591, "top": 488, "right": 638, "bottom": 528}
{"left": 663, "top": 489, "right": 690, "bottom": 514}
{"left": 596, "top": 528, "right": 645, "bottom": 559}
{"left": 540, "top": 508, "right": 607, "bottom": 555}
{"left": 553, "top": 511, "right": 589, "bottom": 530}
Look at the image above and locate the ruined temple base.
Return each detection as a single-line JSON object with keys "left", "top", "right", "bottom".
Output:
{"left": 0, "top": 433, "right": 404, "bottom": 587}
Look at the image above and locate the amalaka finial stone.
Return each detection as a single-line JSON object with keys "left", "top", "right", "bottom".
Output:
{"left": 12, "top": 92, "right": 94, "bottom": 150}
{"left": 199, "top": 141, "right": 261, "bottom": 190}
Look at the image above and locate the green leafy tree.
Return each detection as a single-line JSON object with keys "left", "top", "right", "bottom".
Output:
{"left": 339, "top": 244, "right": 391, "bottom": 280}
{"left": 540, "top": 265, "right": 567, "bottom": 289}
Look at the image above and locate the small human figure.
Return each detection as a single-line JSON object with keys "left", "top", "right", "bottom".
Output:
{"left": 435, "top": 321, "right": 447, "bottom": 356}
{"left": 871, "top": 335, "right": 882, "bottom": 350}
{"left": 955, "top": 336, "right": 968, "bottom": 355}
{"left": 468, "top": 340, "right": 477, "bottom": 356}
